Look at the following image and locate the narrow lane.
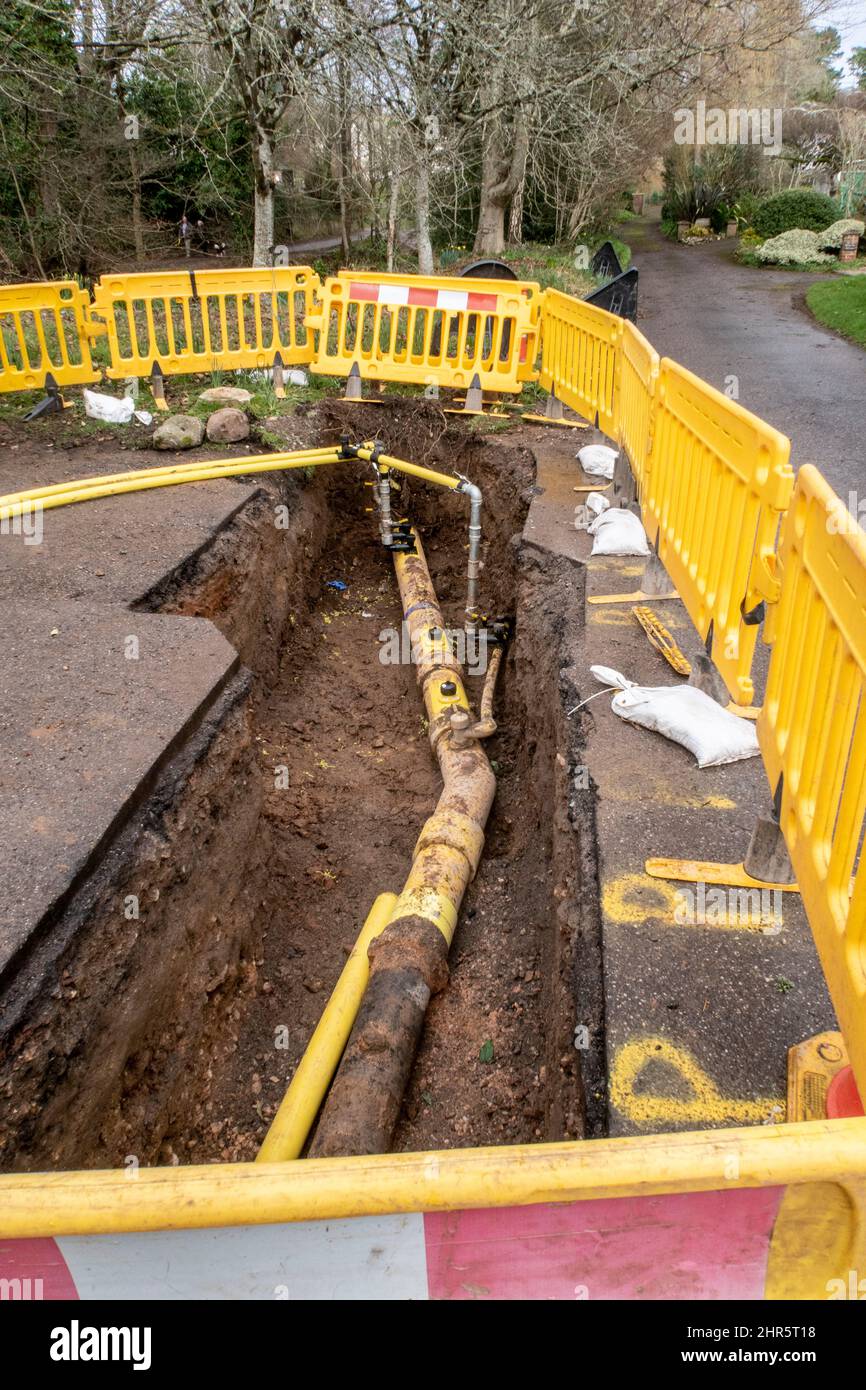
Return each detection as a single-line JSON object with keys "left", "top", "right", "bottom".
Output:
{"left": 622, "top": 214, "right": 866, "bottom": 501}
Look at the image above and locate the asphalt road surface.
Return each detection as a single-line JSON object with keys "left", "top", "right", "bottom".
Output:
{"left": 622, "top": 214, "right": 866, "bottom": 505}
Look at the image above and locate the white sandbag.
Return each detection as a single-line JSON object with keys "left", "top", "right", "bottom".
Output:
{"left": 589, "top": 664, "right": 759, "bottom": 768}
{"left": 578, "top": 443, "right": 618, "bottom": 479}
{"left": 586, "top": 491, "right": 610, "bottom": 518}
{"left": 83, "top": 389, "right": 135, "bottom": 424}
{"left": 248, "top": 367, "right": 309, "bottom": 386}
{"left": 588, "top": 506, "right": 649, "bottom": 556}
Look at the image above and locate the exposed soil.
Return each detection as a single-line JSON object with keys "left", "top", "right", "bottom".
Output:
{"left": 1, "top": 400, "right": 592, "bottom": 1168}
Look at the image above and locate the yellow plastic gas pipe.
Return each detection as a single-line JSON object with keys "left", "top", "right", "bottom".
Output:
{"left": 308, "top": 526, "right": 496, "bottom": 1156}
{"left": 0, "top": 451, "right": 345, "bottom": 521}
{"left": 355, "top": 445, "right": 461, "bottom": 492}
{"left": 256, "top": 892, "right": 398, "bottom": 1162}
{"left": 0, "top": 446, "right": 343, "bottom": 508}
{"left": 0, "top": 447, "right": 468, "bottom": 524}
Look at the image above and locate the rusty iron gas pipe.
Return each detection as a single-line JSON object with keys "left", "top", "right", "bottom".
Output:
{"left": 309, "top": 528, "right": 497, "bottom": 1157}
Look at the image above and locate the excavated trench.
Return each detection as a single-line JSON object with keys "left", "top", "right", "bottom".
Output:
{"left": 0, "top": 401, "right": 605, "bottom": 1172}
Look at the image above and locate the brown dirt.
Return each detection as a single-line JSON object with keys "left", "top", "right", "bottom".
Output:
{"left": 1, "top": 400, "right": 592, "bottom": 1167}
{"left": 148, "top": 414, "right": 587, "bottom": 1162}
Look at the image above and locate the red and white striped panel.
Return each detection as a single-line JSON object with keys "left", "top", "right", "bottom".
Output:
{"left": 0, "top": 1187, "right": 781, "bottom": 1300}
{"left": 348, "top": 282, "right": 499, "bottom": 314}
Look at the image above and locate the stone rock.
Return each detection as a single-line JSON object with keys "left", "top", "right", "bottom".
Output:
{"left": 205, "top": 406, "right": 250, "bottom": 443}
{"left": 152, "top": 414, "right": 204, "bottom": 450}
{"left": 199, "top": 386, "right": 253, "bottom": 405}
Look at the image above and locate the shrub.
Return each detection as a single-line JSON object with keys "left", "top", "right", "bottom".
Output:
{"left": 753, "top": 229, "right": 834, "bottom": 266}
{"left": 739, "top": 227, "right": 763, "bottom": 250}
{"left": 733, "top": 193, "right": 761, "bottom": 228}
{"left": 817, "top": 218, "right": 865, "bottom": 250}
{"left": 752, "top": 189, "right": 839, "bottom": 238}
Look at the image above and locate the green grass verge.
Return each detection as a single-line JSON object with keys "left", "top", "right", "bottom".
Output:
{"left": 806, "top": 276, "right": 866, "bottom": 348}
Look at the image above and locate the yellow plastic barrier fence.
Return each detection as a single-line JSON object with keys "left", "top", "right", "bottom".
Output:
{"left": 537, "top": 288, "right": 622, "bottom": 437}
{"left": 758, "top": 466, "right": 866, "bottom": 1094}
{"left": 89, "top": 266, "right": 318, "bottom": 380}
{"left": 306, "top": 271, "right": 540, "bottom": 394}
{"left": 0, "top": 280, "right": 100, "bottom": 393}
{"left": 641, "top": 358, "right": 793, "bottom": 705}
{"left": 0, "top": 1118, "right": 863, "bottom": 1238}
{"left": 617, "top": 320, "right": 658, "bottom": 494}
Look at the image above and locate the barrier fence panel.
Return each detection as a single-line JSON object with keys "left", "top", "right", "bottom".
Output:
{"left": 306, "top": 272, "right": 540, "bottom": 393}
{"left": 89, "top": 267, "right": 318, "bottom": 380}
{"left": 642, "top": 358, "right": 793, "bottom": 705}
{"left": 537, "top": 288, "right": 622, "bottom": 437}
{"left": 758, "top": 466, "right": 866, "bottom": 1094}
{"left": 0, "top": 281, "right": 100, "bottom": 393}
{"left": 617, "top": 320, "right": 658, "bottom": 494}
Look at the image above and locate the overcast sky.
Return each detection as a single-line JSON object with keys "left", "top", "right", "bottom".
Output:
{"left": 824, "top": 0, "right": 866, "bottom": 84}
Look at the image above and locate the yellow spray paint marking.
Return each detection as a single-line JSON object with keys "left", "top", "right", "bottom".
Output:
{"left": 603, "top": 873, "right": 679, "bottom": 924}
{"left": 604, "top": 785, "right": 737, "bottom": 811}
{"left": 602, "top": 872, "right": 784, "bottom": 931}
{"left": 588, "top": 607, "right": 633, "bottom": 627}
{"left": 610, "top": 1037, "right": 782, "bottom": 1128}
{"left": 588, "top": 606, "right": 688, "bottom": 631}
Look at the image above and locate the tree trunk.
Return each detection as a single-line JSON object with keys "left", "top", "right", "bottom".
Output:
{"left": 128, "top": 140, "right": 145, "bottom": 262}
{"left": 508, "top": 165, "right": 525, "bottom": 244}
{"left": 415, "top": 161, "right": 434, "bottom": 274}
{"left": 337, "top": 53, "right": 352, "bottom": 259}
{"left": 386, "top": 171, "right": 401, "bottom": 272}
{"left": 474, "top": 115, "right": 528, "bottom": 256}
{"left": 252, "top": 129, "right": 275, "bottom": 266}
{"left": 475, "top": 199, "right": 507, "bottom": 256}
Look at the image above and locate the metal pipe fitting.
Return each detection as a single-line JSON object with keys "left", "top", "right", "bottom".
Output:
{"left": 457, "top": 476, "right": 483, "bottom": 628}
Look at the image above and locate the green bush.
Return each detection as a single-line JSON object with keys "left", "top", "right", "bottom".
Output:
{"left": 752, "top": 189, "right": 839, "bottom": 238}
{"left": 733, "top": 193, "right": 761, "bottom": 228}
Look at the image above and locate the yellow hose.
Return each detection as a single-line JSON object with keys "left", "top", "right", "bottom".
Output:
{"left": 256, "top": 893, "right": 398, "bottom": 1162}
{"left": 355, "top": 445, "right": 461, "bottom": 492}
{"left": 0, "top": 446, "right": 343, "bottom": 508}
{"left": 0, "top": 451, "right": 344, "bottom": 521}
{"left": 0, "top": 445, "right": 467, "bottom": 523}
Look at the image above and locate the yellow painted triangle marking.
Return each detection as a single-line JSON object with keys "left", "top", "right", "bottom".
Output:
{"left": 610, "top": 1037, "right": 782, "bottom": 1128}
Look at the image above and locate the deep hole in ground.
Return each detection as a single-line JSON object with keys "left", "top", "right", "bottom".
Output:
{"left": 0, "top": 401, "right": 600, "bottom": 1170}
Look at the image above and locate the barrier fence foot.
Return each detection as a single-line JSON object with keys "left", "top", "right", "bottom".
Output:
{"left": 272, "top": 352, "right": 286, "bottom": 400}
{"left": 23, "top": 372, "right": 69, "bottom": 421}
{"left": 588, "top": 587, "right": 678, "bottom": 605}
{"left": 644, "top": 855, "right": 800, "bottom": 893}
{"left": 743, "top": 807, "right": 797, "bottom": 885}
{"left": 150, "top": 361, "right": 168, "bottom": 411}
{"left": 342, "top": 362, "right": 384, "bottom": 405}
{"left": 642, "top": 546, "right": 674, "bottom": 597}
{"left": 726, "top": 703, "right": 761, "bottom": 720}
{"left": 687, "top": 649, "right": 730, "bottom": 705}
{"left": 463, "top": 372, "right": 483, "bottom": 414}
{"left": 522, "top": 385, "right": 591, "bottom": 428}
{"left": 587, "top": 548, "right": 678, "bottom": 606}
{"left": 786, "top": 1032, "right": 851, "bottom": 1122}
{"left": 612, "top": 447, "right": 637, "bottom": 506}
